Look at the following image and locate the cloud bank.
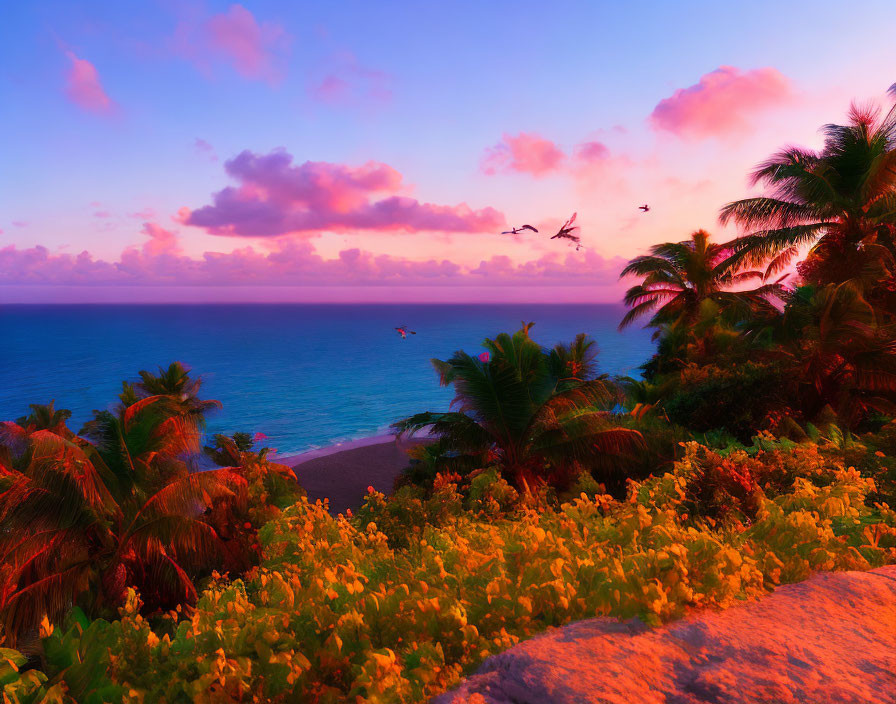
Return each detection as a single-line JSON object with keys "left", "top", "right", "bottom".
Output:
{"left": 184, "top": 149, "right": 505, "bottom": 237}
{"left": 0, "top": 227, "right": 626, "bottom": 292}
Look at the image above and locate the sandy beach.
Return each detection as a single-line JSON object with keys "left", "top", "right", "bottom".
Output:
{"left": 279, "top": 434, "right": 430, "bottom": 514}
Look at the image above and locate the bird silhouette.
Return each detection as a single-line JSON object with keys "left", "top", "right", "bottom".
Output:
{"left": 395, "top": 326, "right": 416, "bottom": 339}
{"left": 501, "top": 224, "right": 539, "bottom": 235}
{"left": 550, "top": 212, "right": 580, "bottom": 245}
{"left": 639, "top": 204, "right": 650, "bottom": 212}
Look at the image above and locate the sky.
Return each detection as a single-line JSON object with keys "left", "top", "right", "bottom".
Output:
{"left": 1, "top": 0, "right": 894, "bottom": 303}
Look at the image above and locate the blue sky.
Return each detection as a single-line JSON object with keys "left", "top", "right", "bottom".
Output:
{"left": 1, "top": 1, "right": 894, "bottom": 301}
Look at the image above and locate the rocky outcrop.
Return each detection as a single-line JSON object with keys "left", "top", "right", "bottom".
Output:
{"left": 434, "top": 566, "right": 896, "bottom": 704}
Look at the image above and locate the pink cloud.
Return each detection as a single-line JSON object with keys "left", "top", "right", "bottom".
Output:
{"left": 128, "top": 208, "right": 156, "bottom": 220}
{"left": 310, "top": 52, "right": 392, "bottom": 106}
{"left": 481, "top": 133, "right": 566, "bottom": 176}
{"left": 575, "top": 141, "right": 611, "bottom": 163}
{"left": 194, "top": 138, "right": 219, "bottom": 162}
{"left": 183, "top": 149, "right": 504, "bottom": 237}
{"left": 12, "top": 221, "right": 28, "bottom": 228}
{"left": 93, "top": 210, "right": 111, "bottom": 219}
{"left": 139, "top": 222, "right": 182, "bottom": 257}
{"left": 470, "top": 249, "right": 627, "bottom": 286}
{"left": 481, "top": 134, "right": 616, "bottom": 179}
{"left": 174, "top": 4, "right": 290, "bottom": 82}
{"left": 0, "top": 239, "right": 625, "bottom": 294}
{"left": 649, "top": 66, "right": 793, "bottom": 138}
{"left": 63, "top": 51, "right": 113, "bottom": 114}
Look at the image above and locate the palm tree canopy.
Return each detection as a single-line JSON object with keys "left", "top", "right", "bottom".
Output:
{"left": 0, "top": 371, "right": 249, "bottom": 642}
{"left": 720, "top": 98, "right": 896, "bottom": 282}
{"left": 619, "top": 229, "right": 787, "bottom": 331}
{"left": 394, "top": 325, "right": 642, "bottom": 489}
{"left": 133, "top": 362, "right": 222, "bottom": 420}
{"left": 772, "top": 282, "right": 896, "bottom": 425}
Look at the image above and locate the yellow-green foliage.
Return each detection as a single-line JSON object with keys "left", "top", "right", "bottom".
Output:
{"left": 22, "top": 442, "right": 896, "bottom": 703}
{"left": 1, "top": 647, "right": 74, "bottom": 704}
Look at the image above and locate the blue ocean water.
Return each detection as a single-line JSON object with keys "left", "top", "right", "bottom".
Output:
{"left": 0, "top": 304, "right": 655, "bottom": 455}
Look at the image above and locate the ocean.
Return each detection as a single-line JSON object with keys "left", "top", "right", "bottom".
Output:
{"left": 0, "top": 304, "right": 655, "bottom": 456}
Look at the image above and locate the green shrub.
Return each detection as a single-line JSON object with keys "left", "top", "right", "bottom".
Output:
{"left": 663, "top": 361, "right": 791, "bottom": 440}
{"left": 22, "top": 439, "right": 895, "bottom": 703}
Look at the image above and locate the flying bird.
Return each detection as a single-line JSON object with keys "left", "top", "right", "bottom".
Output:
{"left": 395, "top": 326, "right": 416, "bottom": 339}
{"left": 639, "top": 204, "right": 650, "bottom": 212}
{"left": 550, "top": 212, "right": 580, "bottom": 245}
{"left": 501, "top": 224, "right": 539, "bottom": 235}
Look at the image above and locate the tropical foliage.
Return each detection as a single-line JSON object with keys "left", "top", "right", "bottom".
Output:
{"left": 393, "top": 324, "right": 644, "bottom": 492}
{"left": 4, "top": 434, "right": 896, "bottom": 703}
{"left": 5, "top": 89, "right": 896, "bottom": 704}
{"left": 720, "top": 92, "right": 896, "bottom": 300}
{"left": 617, "top": 91, "right": 896, "bottom": 437}
{"left": 619, "top": 229, "right": 788, "bottom": 332}
{"left": 0, "top": 366, "right": 301, "bottom": 647}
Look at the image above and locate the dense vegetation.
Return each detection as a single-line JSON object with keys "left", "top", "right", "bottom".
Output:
{"left": 2, "top": 93, "right": 896, "bottom": 702}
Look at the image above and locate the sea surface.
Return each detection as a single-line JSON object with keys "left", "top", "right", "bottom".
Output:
{"left": 0, "top": 304, "right": 655, "bottom": 455}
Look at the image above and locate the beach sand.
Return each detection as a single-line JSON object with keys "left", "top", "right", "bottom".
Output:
{"left": 279, "top": 435, "right": 429, "bottom": 514}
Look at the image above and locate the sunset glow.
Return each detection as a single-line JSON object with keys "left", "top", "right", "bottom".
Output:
{"left": 2, "top": 1, "right": 894, "bottom": 302}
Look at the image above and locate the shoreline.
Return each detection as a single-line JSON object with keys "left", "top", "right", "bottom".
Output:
{"left": 277, "top": 432, "right": 432, "bottom": 514}
{"left": 277, "top": 433, "right": 402, "bottom": 467}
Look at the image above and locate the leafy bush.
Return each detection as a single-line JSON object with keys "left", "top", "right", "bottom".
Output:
{"left": 663, "top": 361, "right": 791, "bottom": 440}
{"left": 20, "top": 439, "right": 895, "bottom": 703}
{"left": 0, "top": 645, "right": 72, "bottom": 704}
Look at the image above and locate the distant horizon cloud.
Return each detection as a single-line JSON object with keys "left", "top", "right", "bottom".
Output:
{"left": 63, "top": 50, "right": 114, "bottom": 114}
{"left": 0, "top": 233, "right": 627, "bottom": 297}
{"left": 184, "top": 148, "right": 505, "bottom": 237}
{"left": 173, "top": 4, "right": 290, "bottom": 83}
{"left": 649, "top": 66, "right": 793, "bottom": 138}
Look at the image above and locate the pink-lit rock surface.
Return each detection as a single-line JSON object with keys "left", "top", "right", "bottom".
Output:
{"left": 434, "top": 566, "right": 896, "bottom": 704}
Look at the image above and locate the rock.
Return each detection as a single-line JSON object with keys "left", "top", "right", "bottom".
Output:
{"left": 434, "top": 566, "right": 896, "bottom": 704}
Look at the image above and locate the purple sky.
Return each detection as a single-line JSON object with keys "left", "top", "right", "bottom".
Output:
{"left": 2, "top": 1, "right": 894, "bottom": 302}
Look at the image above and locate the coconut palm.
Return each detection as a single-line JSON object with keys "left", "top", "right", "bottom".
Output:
{"left": 393, "top": 325, "right": 643, "bottom": 490}
{"left": 0, "top": 423, "right": 246, "bottom": 642}
{"left": 618, "top": 229, "right": 788, "bottom": 332}
{"left": 719, "top": 92, "right": 896, "bottom": 290}
{"left": 15, "top": 402, "right": 73, "bottom": 437}
{"left": 80, "top": 395, "right": 204, "bottom": 496}
{"left": 772, "top": 282, "right": 896, "bottom": 426}
{"left": 133, "top": 362, "right": 222, "bottom": 420}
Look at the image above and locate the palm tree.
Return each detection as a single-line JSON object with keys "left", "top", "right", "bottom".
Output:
{"left": 0, "top": 417, "right": 246, "bottom": 642}
{"left": 15, "top": 401, "right": 73, "bottom": 437}
{"left": 80, "top": 395, "right": 203, "bottom": 496}
{"left": 769, "top": 282, "right": 896, "bottom": 426}
{"left": 618, "top": 229, "right": 788, "bottom": 332}
{"left": 719, "top": 91, "right": 896, "bottom": 291}
{"left": 393, "top": 325, "right": 643, "bottom": 491}
{"left": 134, "top": 362, "right": 222, "bottom": 420}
